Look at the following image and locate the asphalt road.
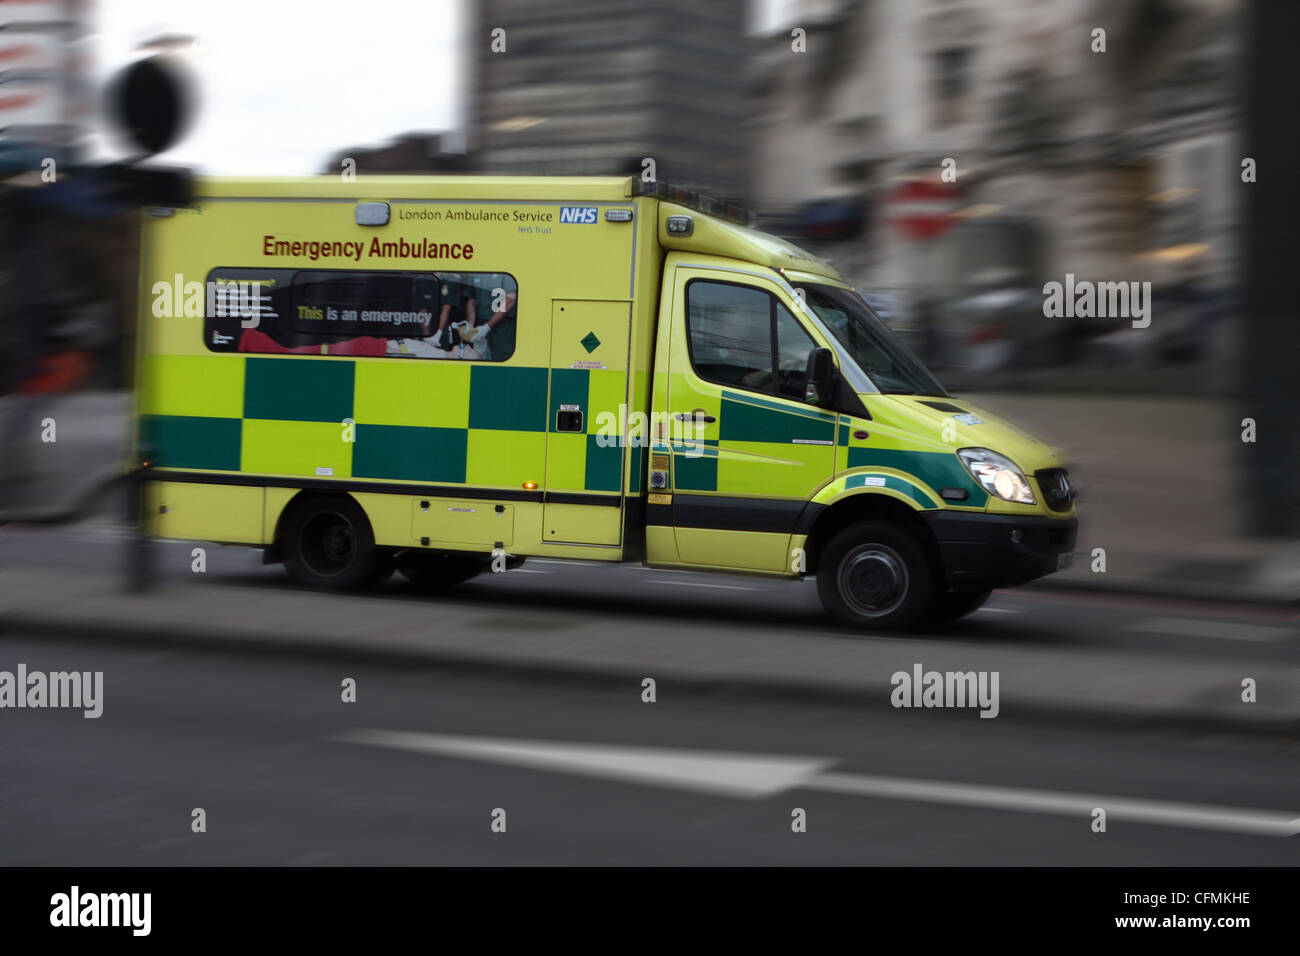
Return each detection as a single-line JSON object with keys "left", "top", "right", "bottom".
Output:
{"left": 0, "top": 627, "right": 1296, "bottom": 865}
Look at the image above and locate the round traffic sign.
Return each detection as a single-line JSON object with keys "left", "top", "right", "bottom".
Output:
{"left": 886, "top": 178, "right": 963, "bottom": 241}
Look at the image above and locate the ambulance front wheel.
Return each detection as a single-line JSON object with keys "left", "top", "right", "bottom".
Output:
{"left": 816, "top": 521, "right": 937, "bottom": 630}
{"left": 282, "top": 494, "right": 382, "bottom": 590}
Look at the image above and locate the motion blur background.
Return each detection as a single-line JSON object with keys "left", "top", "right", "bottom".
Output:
{"left": 2, "top": 0, "right": 1294, "bottom": 594}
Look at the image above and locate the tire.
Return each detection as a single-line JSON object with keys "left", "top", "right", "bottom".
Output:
{"left": 930, "top": 588, "right": 992, "bottom": 622}
{"left": 816, "top": 520, "right": 937, "bottom": 630}
{"left": 282, "top": 495, "right": 381, "bottom": 590}
{"left": 396, "top": 550, "right": 486, "bottom": 591}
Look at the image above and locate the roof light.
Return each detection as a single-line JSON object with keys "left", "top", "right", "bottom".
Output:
{"left": 631, "top": 178, "right": 756, "bottom": 227}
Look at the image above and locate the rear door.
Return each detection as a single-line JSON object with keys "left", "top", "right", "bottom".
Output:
{"left": 663, "top": 264, "right": 837, "bottom": 570}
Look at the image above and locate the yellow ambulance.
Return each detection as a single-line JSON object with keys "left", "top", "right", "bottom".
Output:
{"left": 135, "top": 176, "right": 1077, "bottom": 629}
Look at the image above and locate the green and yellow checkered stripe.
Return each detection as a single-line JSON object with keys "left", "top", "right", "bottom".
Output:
{"left": 662, "top": 386, "right": 988, "bottom": 505}
{"left": 670, "top": 389, "right": 836, "bottom": 496}
{"left": 138, "top": 355, "right": 626, "bottom": 493}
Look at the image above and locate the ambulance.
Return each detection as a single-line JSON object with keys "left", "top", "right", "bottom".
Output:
{"left": 134, "top": 176, "right": 1078, "bottom": 629}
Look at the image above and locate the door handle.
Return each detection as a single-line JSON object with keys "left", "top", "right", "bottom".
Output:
{"left": 674, "top": 409, "right": 716, "bottom": 424}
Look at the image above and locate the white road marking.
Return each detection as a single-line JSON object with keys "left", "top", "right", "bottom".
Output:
{"left": 811, "top": 773, "right": 1298, "bottom": 837}
{"left": 974, "top": 607, "right": 1019, "bottom": 614}
{"left": 510, "top": 568, "right": 550, "bottom": 574}
{"left": 531, "top": 559, "right": 597, "bottom": 567}
{"left": 337, "top": 730, "right": 1300, "bottom": 837}
{"left": 1132, "top": 617, "right": 1292, "bottom": 642}
{"left": 336, "top": 729, "right": 829, "bottom": 798}
{"left": 648, "top": 580, "right": 761, "bottom": 591}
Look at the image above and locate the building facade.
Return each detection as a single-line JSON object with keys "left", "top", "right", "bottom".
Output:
{"left": 753, "top": 0, "right": 1240, "bottom": 302}
{"left": 322, "top": 133, "right": 474, "bottom": 176}
{"left": 470, "top": 0, "right": 751, "bottom": 201}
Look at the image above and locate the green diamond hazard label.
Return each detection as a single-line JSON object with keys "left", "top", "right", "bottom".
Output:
{"left": 580, "top": 332, "right": 601, "bottom": 353}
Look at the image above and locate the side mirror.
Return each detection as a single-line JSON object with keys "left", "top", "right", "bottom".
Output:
{"left": 804, "top": 347, "right": 836, "bottom": 407}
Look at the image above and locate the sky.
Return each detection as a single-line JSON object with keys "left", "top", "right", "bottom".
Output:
{"left": 90, "top": 0, "right": 778, "bottom": 174}
{"left": 93, "top": 0, "right": 468, "bottom": 174}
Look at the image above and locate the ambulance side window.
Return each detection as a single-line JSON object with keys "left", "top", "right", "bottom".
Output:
{"left": 685, "top": 279, "right": 819, "bottom": 402}
{"left": 685, "top": 281, "right": 775, "bottom": 393}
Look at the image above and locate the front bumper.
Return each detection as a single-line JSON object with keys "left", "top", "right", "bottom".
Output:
{"left": 923, "top": 511, "right": 1079, "bottom": 591}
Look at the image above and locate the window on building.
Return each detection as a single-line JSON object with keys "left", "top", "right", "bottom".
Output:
{"left": 933, "top": 47, "right": 972, "bottom": 127}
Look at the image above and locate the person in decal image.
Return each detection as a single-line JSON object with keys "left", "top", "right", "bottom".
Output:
{"left": 432, "top": 274, "right": 467, "bottom": 352}
{"left": 459, "top": 274, "right": 518, "bottom": 361}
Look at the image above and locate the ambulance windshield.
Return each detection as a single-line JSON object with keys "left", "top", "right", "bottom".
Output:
{"left": 795, "top": 283, "right": 948, "bottom": 397}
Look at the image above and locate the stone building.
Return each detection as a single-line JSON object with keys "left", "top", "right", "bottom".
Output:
{"left": 753, "top": 0, "right": 1240, "bottom": 303}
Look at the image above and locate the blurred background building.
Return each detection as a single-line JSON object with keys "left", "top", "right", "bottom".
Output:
{"left": 469, "top": 0, "right": 750, "bottom": 201}
{"left": 752, "top": 0, "right": 1240, "bottom": 390}
{"left": 323, "top": 133, "right": 474, "bottom": 175}
{"left": 1, "top": 2, "right": 162, "bottom": 518}
{"left": 0, "top": 0, "right": 94, "bottom": 175}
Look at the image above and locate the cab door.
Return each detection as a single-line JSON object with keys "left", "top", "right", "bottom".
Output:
{"left": 662, "top": 263, "right": 837, "bottom": 571}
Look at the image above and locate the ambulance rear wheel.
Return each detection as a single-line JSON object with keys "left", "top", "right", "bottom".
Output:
{"left": 397, "top": 551, "right": 485, "bottom": 591}
{"left": 283, "top": 495, "right": 380, "bottom": 590}
{"left": 816, "top": 521, "right": 936, "bottom": 630}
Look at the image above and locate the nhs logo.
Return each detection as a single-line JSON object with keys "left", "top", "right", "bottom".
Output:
{"left": 559, "top": 206, "right": 599, "bottom": 224}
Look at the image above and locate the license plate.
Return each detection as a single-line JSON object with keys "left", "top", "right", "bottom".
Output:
{"left": 1057, "top": 551, "right": 1074, "bottom": 570}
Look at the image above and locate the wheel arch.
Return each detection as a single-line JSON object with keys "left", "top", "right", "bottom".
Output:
{"left": 802, "top": 490, "right": 944, "bottom": 578}
{"left": 265, "top": 489, "right": 369, "bottom": 564}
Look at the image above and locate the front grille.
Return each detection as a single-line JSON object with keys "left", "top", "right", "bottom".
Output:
{"left": 1036, "top": 468, "right": 1075, "bottom": 512}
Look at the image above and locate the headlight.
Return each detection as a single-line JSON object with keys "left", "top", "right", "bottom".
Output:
{"left": 958, "top": 448, "right": 1036, "bottom": 504}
